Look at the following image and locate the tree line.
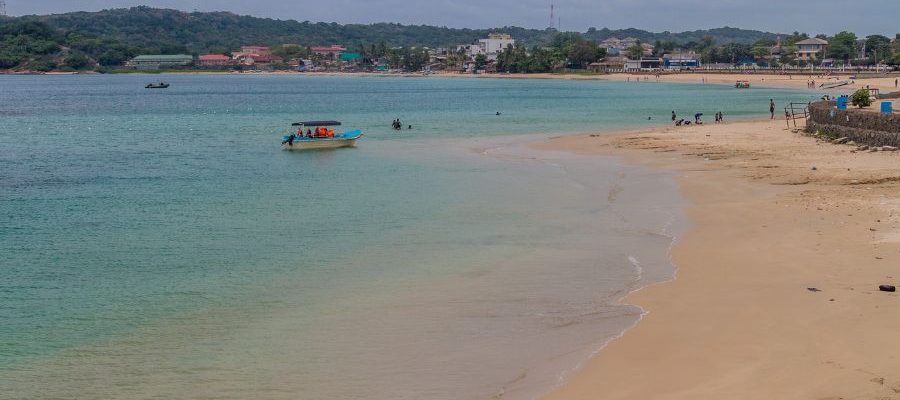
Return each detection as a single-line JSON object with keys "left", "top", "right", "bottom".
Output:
{"left": 1, "top": 6, "right": 898, "bottom": 72}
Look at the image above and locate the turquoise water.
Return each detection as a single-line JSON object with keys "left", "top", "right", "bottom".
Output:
{"left": 0, "top": 75, "right": 817, "bottom": 399}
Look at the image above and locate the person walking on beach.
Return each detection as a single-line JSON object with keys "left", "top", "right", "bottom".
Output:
{"left": 769, "top": 99, "right": 775, "bottom": 119}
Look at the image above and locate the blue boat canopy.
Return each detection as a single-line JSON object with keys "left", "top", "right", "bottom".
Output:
{"left": 292, "top": 120, "right": 342, "bottom": 126}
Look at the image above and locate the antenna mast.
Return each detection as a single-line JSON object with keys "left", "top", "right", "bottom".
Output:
{"left": 549, "top": 1, "right": 554, "bottom": 30}
{"left": 0, "top": 1, "right": 7, "bottom": 17}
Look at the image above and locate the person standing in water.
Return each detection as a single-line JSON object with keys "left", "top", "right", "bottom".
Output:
{"left": 671, "top": 111, "right": 676, "bottom": 122}
{"left": 769, "top": 99, "right": 775, "bottom": 119}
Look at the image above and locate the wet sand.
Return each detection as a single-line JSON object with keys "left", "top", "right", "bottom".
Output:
{"left": 534, "top": 119, "right": 900, "bottom": 400}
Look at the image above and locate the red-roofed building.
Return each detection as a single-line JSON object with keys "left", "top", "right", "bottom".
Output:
{"left": 312, "top": 45, "right": 346, "bottom": 58}
{"left": 240, "top": 46, "right": 271, "bottom": 55}
{"left": 247, "top": 54, "right": 282, "bottom": 63}
{"left": 238, "top": 54, "right": 284, "bottom": 70}
{"left": 198, "top": 54, "right": 231, "bottom": 67}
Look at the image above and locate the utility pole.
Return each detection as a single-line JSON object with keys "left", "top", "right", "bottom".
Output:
{"left": 0, "top": 1, "right": 7, "bottom": 17}
{"left": 874, "top": 49, "right": 878, "bottom": 73}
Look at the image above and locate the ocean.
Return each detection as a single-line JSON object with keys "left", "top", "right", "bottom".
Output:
{"left": 0, "top": 74, "right": 817, "bottom": 399}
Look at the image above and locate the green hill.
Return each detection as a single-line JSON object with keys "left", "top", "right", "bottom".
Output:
{"left": 13, "top": 6, "right": 780, "bottom": 54}
{"left": 1, "top": 6, "right": 786, "bottom": 71}
{"left": 0, "top": 18, "right": 140, "bottom": 71}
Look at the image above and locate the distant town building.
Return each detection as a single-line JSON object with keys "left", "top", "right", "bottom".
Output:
{"left": 479, "top": 33, "right": 515, "bottom": 55}
{"left": 240, "top": 46, "right": 271, "bottom": 55}
{"left": 599, "top": 37, "right": 640, "bottom": 55}
{"left": 340, "top": 52, "right": 363, "bottom": 62}
{"left": 231, "top": 46, "right": 272, "bottom": 63}
{"left": 127, "top": 54, "right": 194, "bottom": 70}
{"left": 794, "top": 38, "right": 828, "bottom": 62}
{"left": 589, "top": 56, "right": 628, "bottom": 73}
{"left": 663, "top": 52, "right": 701, "bottom": 69}
{"left": 625, "top": 57, "right": 663, "bottom": 71}
{"left": 312, "top": 46, "right": 347, "bottom": 59}
{"left": 461, "top": 33, "right": 515, "bottom": 62}
{"left": 198, "top": 54, "right": 231, "bottom": 67}
{"left": 239, "top": 54, "right": 283, "bottom": 70}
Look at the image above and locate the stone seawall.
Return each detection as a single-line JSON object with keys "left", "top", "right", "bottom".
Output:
{"left": 806, "top": 101, "right": 900, "bottom": 147}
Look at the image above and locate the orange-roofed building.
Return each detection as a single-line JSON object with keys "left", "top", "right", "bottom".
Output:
{"left": 198, "top": 54, "right": 231, "bottom": 67}
{"left": 311, "top": 46, "right": 346, "bottom": 58}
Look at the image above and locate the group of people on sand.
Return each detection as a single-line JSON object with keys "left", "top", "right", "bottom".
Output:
{"left": 806, "top": 80, "right": 818, "bottom": 88}
{"left": 671, "top": 110, "right": 724, "bottom": 127}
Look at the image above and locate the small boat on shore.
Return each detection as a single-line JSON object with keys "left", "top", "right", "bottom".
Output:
{"left": 735, "top": 80, "right": 750, "bottom": 89}
{"left": 281, "top": 120, "right": 363, "bottom": 150}
{"left": 819, "top": 80, "right": 849, "bottom": 89}
{"left": 145, "top": 82, "right": 169, "bottom": 89}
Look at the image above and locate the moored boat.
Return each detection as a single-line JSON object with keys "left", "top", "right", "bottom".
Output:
{"left": 145, "top": 82, "right": 170, "bottom": 89}
{"left": 735, "top": 80, "right": 750, "bottom": 89}
{"left": 819, "top": 80, "right": 849, "bottom": 89}
{"left": 281, "top": 120, "right": 363, "bottom": 150}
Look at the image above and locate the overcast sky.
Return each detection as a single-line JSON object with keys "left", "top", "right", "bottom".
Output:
{"left": 7, "top": 0, "right": 899, "bottom": 37}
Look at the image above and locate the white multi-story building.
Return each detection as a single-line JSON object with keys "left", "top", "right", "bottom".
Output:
{"left": 479, "top": 33, "right": 515, "bottom": 55}
{"left": 460, "top": 33, "right": 515, "bottom": 61}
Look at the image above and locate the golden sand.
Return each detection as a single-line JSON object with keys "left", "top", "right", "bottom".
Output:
{"left": 534, "top": 119, "right": 900, "bottom": 400}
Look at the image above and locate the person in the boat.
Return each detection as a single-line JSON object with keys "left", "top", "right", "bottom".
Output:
{"left": 306, "top": 128, "right": 312, "bottom": 137}
{"left": 286, "top": 133, "right": 296, "bottom": 146}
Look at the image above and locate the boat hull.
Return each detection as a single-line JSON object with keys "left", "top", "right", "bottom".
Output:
{"left": 281, "top": 130, "right": 363, "bottom": 150}
{"left": 282, "top": 137, "right": 359, "bottom": 150}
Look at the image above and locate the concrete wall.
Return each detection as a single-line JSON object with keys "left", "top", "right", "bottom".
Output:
{"left": 806, "top": 100, "right": 900, "bottom": 147}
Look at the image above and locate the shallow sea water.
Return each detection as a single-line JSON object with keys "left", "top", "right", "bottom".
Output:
{"left": 0, "top": 74, "right": 817, "bottom": 399}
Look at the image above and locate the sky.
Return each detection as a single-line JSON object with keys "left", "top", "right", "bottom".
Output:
{"left": 6, "top": 0, "right": 899, "bottom": 37}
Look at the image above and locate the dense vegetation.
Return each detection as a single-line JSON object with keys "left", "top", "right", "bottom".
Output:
{"left": 493, "top": 33, "right": 607, "bottom": 72}
{"left": 0, "top": 7, "right": 897, "bottom": 71}
{"left": 22, "top": 7, "right": 783, "bottom": 53}
{"left": 0, "top": 19, "right": 141, "bottom": 71}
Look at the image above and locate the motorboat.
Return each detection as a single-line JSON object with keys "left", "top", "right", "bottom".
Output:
{"left": 281, "top": 120, "right": 363, "bottom": 150}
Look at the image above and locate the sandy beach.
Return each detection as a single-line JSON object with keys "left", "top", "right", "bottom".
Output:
{"left": 533, "top": 119, "right": 900, "bottom": 399}
{"left": 13, "top": 69, "right": 899, "bottom": 94}
{"left": 433, "top": 71, "right": 898, "bottom": 92}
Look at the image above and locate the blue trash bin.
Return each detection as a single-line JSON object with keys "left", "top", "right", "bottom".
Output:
{"left": 836, "top": 97, "right": 848, "bottom": 110}
{"left": 881, "top": 102, "right": 893, "bottom": 114}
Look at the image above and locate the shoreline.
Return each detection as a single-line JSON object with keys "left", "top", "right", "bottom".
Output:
{"left": 4, "top": 70, "right": 897, "bottom": 92}
{"left": 533, "top": 119, "right": 900, "bottom": 399}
